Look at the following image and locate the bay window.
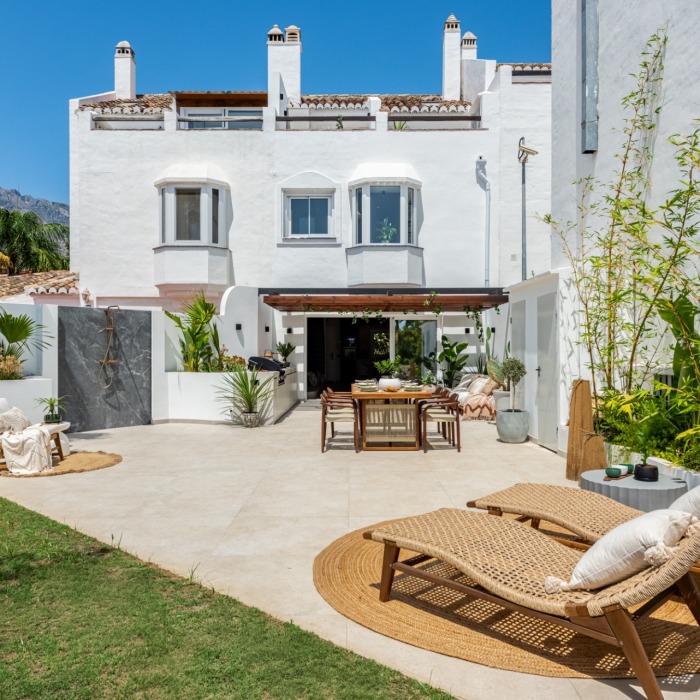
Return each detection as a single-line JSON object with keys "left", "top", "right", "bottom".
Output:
{"left": 158, "top": 185, "right": 227, "bottom": 247}
{"left": 353, "top": 183, "right": 418, "bottom": 245}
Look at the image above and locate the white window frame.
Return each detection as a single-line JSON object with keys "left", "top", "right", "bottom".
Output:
{"left": 284, "top": 193, "right": 334, "bottom": 239}
{"left": 180, "top": 107, "right": 264, "bottom": 130}
{"left": 351, "top": 182, "right": 418, "bottom": 246}
{"left": 158, "top": 184, "right": 227, "bottom": 247}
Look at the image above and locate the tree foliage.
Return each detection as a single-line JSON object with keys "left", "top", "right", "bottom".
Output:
{"left": 0, "top": 208, "right": 69, "bottom": 275}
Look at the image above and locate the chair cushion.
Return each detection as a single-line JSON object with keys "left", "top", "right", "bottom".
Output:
{"left": 0, "top": 407, "right": 31, "bottom": 434}
{"left": 545, "top": 509, "right": 697, "bottom": 593}
{"left": 669, "top": 485, "right": 700, "bottom": 518}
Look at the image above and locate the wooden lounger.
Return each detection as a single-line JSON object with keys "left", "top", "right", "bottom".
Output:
{"left": 364, "top": 508, "right": 700, "bottom": 700}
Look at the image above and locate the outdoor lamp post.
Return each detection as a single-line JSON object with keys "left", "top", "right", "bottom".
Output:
{"left": 517, "top": 137, "right": 538, "bottom": 281}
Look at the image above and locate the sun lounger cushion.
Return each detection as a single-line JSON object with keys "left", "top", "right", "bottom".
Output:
{"left": 545, "top": 509, "right": 698, "bottom": 593}
{"left": 669, "top": 485, "right": 700, "bottom": 518}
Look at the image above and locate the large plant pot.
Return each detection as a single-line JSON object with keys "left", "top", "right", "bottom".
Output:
{"left": 240, "top": 412, "right": 261, "bottom": 428}
{"left": 496, "top": 409, "right": 530, "bottom": 443}
{"left": 378, "top": 377, "right": 402, "bottom": 391}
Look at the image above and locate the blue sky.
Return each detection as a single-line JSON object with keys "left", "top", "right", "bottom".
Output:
{"left": 0, "top": 1, "right": 550, "bottom": 205}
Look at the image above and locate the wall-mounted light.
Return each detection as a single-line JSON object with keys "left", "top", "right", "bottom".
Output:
{"left": 464, "top": 328, "right": 472, "bottom": 334}
{"left": 490, "top": 327, "right": 496, "bottom": 334}
{"left": 265, "top": 325, "right": 270, "bottom": 333}
{"left": 235, "top": 323, "right": 242, "bottom": 331}
{"left": 287, "top": 327, "right": 292, "bottom": 334}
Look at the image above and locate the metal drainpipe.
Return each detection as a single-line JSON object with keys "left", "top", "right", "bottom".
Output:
{"left": 476, "top": 158, "right": 491, "bottom": 287}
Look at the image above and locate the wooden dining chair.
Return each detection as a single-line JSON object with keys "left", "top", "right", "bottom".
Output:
{"left": 420, "top": 395, "right": 460, "bottom": 452}
{"left": 321, "top": 390, "right": 360, "bottom": 453}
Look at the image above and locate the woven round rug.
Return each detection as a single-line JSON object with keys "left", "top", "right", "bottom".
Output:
{"left": 0, "top": 451, "right": 122, "bottom": 478}
{"left": 314, "top": 520, "right": 700, "bottom": 679}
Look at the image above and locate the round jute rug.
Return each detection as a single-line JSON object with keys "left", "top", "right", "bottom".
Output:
{"left": 314, "top": 521, "right": 700, "bottom": 679}
{"left": 0, "top": 451, "right": 122, "bottom": 478}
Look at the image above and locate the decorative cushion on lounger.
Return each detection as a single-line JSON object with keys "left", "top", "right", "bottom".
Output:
{"left": 456, "top": 374, "right": 482, "bottom": 391}
{"left": 0, "top": 407, "right": 32, "bottom": 434}
{"left": 544, "top": 509, "right": 698, "bottom": 593}
{"left": 669, "top": 485, "right": 700, "bottom": 518}
{"left": 466, "top": 376, "right": 497, "bottom": 396}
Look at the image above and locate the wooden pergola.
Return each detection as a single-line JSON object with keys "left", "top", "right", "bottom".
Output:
{"left": 262, "top": 293, "right": 508, "bottom": 313}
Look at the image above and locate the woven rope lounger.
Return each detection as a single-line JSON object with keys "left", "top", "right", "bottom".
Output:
{"left": 467, "top": 484, "right": 700, "bottom": 575}
{"left": 364, "top": 508, "right": 700, "bottom": 700}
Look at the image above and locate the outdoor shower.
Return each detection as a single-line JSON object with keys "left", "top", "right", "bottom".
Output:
{"left": 99, "top": 306, "right": 122, "bottom": 388}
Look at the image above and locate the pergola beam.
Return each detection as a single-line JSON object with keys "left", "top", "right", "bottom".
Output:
{"left": 262, "top": 293, "right": 508, "bottom": 313}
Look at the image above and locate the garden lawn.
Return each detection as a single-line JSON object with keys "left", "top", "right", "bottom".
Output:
{"left": 0, "top": 498, "right": 454, "bottom": 700}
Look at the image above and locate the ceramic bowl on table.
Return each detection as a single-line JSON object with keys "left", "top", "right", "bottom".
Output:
{"left": 605, "top": 466, "right": 622, "bottom": 478}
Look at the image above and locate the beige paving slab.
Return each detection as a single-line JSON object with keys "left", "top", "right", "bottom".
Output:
{"left": 1, "top": 410, "right": 695, "bottom": 700}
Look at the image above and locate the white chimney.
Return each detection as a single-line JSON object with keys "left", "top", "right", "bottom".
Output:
{"left": 267, "top": 24, "right": 302, "bottom": 105}
{"left": 460, "top": 30, "right": 497, "bottom": 105}
{"left": 442, "top": 14, "right": 461, "bottom": 101}
{"left": 461, "top": 31, "right": 477, "bottom": 60}
{"left": 114, "top": 41, "right": 136, "bottom": 100}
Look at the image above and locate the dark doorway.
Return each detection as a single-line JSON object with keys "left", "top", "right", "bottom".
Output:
{"left": 307, "top": 317, "right": 390, "bottom": 392}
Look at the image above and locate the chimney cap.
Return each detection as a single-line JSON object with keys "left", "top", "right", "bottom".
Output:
{"left": 285, "top": 24, "right": 301, "bottom": 42}
{"left": 462, "top": 31, "right": 477, "bottom": 46}
{"left": 444, "top": 13, "right": 460, "bottom": 31}
{"left": 115, "top": 40, "right": 135, "bottom": 58}
{"left": 267, "top": 24, "right": 284, "bottom": 43}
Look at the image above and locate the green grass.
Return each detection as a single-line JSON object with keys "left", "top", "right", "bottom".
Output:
{"left": 0, "top": 497, "right": 454, "bottom": 700}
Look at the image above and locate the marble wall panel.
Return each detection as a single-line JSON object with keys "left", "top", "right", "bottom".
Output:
{"left": 58, "top": 307, "right": 152, "bottom": 432}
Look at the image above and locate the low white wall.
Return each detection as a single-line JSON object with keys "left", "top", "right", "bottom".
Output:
{"left": 0, "top": 376, "right": 54, "bottom": 424}
{"left": 158, "top": 369, "right": 298, "bottom": 425}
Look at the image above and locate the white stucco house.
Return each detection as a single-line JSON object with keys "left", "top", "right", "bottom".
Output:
{"left": 509, "top": 0, "right": 700, "bottom": 454}
{"left": 57, "top": 13, "right": 553, "bottom": 404}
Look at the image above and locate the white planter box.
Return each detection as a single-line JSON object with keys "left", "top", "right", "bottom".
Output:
{"left": 161, "top": 370, "right": 298, "bottom": 425}
{"left": 0, "top": 377, "right": 54, "bottom": 424}
{"left": 648, "top": 456, "right": 700, "bottom": 491}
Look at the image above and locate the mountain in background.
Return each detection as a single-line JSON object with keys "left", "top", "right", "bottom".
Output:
{"left": 0, "top": 187, "right": 69, "bottom": 227}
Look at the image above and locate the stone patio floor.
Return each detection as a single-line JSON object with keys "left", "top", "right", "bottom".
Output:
{"left": 1, "top": 407, "right": 698, "bottom": 700}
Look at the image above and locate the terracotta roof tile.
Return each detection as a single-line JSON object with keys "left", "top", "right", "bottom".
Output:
{"left": 293, "top": 94, "right": 471, "bottom": 113}
{"left": 0, "top": 271, "right": 80, "bottom": 299}
{"left": 79, "top": 94, "right": 173, "bottom": 113}
{"left": 498, "top": 62, "right": 552, "bottom": 71}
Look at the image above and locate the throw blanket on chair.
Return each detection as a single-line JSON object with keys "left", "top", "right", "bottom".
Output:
{"left": 2, "top": 425, "right": 53, "bottom": 475}
{"left": 460, "top": 393, "right": 496, "bottom": 421}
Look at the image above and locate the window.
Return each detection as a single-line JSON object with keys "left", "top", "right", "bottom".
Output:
{"left": 175, "top": 189, "right": 201, "bottom": 241}
{"left": 352, "top": 183, "right": 419, "bottom": 245}
{"left": 284, "top": 195, "right": 332, "bottom": 238}
{"left": 181, "top": 108, "right": 263, "bottom": 130}
{"left": 212, "top": 189, "right": 219, "bottom": 244}
{"left": 355, "top": 188, "right": 363, "bottom": 244}
{"left": 370, "top": 186, "right": 400, "bottom": 244}
{"left": 157, "top": 184, "right": 227, "bottom": 247}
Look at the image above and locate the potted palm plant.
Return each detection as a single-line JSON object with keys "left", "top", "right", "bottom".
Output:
{"left": 36, "top": 396, "right": 66, "bottom": 424}
{"left": 275, "top": 341, "right": 296, "bottom": 367}
{"left": 495, "top": 357, "right": 529, "bottom": 443}
{"left": 218, "top": 365, "right": 276, "bottom": 428}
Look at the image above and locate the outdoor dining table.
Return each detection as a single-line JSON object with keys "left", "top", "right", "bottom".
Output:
{"left": 351, "top": 384, "right": 434, "bottom": 451}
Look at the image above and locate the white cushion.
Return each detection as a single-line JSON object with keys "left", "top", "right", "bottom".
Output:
{"left": 669, "top": 485, "right": 700, "bottom": 518}
{"left": 0, "top": 407, "right": 32, "bottom": 434}
{"left": 545, "top": 509, "right": 697, "bottom": 593}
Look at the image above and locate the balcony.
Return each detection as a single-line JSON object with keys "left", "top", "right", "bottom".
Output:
{"left": 154, "top": 244, "right": 231, "bottom": 294}
{"left": 346, "top": 245, "right": 424, "bottom": 287}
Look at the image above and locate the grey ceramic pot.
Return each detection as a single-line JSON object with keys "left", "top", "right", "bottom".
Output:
{"left": 496, "top": 410, "right": 530, "bottom": 443}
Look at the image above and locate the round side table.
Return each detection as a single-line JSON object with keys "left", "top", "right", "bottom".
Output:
{"left": 580, "top": 469, "right": 687, "bottom": 512}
